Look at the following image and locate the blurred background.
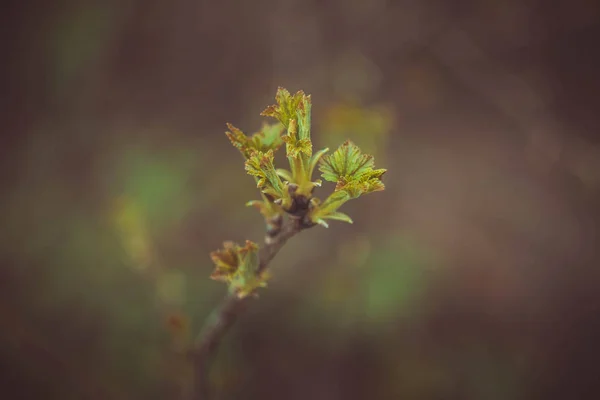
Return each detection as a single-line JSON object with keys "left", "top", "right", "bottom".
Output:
{"left": 2, "top": 0, "right": 600, "bottom": 399}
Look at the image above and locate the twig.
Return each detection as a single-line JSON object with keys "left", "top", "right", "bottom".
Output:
{"left": 189, "top": 216, "right": 312, "bottom": 400}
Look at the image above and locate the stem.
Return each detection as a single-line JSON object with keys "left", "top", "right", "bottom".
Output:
{"left": 189, "top": 216, "right": 312, "bottom": 400}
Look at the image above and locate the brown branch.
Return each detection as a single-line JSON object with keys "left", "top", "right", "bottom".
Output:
{"left": 189, "top": 216, "right": 312, "bottom": 400}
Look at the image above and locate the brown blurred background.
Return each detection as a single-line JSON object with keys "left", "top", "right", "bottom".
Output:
{"left": 1, "top": 0, "right": 600, "bottom": 399}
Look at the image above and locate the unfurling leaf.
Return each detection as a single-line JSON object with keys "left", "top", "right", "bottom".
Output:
{"left": 244, "top": 150, "right": 290, "bottom": 205}
{"left": 319, "top": 140, "right": 386, "bottom": 198}
{"left": 225, "top": 124, "right": 249, "bottom": 157}
{"left": 307, "top": 190, "right": 353, "bottom": 228}
{"left": 250, "top": 122, "right": 286, "bottom": 153}
{"left": 261, "top": 88, "right": 320, "bottom": 198}
{"left": 322, "top": 211, "right": 354, "bottom": 224}
{"left": 311, "top": 211, "right": 354, "bottom": 228}
{"left": 319, "top": 140, "right": 374, "bottom": 182}
{"left": 225, "top": 122, "right": 285, "bottom": 159}
{"left": 308, "top": 147, "right": 330, "bottom": 181}
{"left": 276, "top": 168, "right": 294, "bottom": 183}
{"left": 246, "top": 199, "right": 281, "bottom": 220}
{"left": 296, "top": 92, "right": 312, "bottom": 141}
{"left": 261, "top": 87, "right": 308, "bottom": 129}
{"left": 210, "top": 240, "right": 269, "bottom": 298}
{"left": 336, "top": 168, "right": 386, "bottom": 198}
{"left": 282, "top": 135, "right": 312, "bottom": 159}
{"left": 209, "top": 241, "right": 241, "bottom": 282}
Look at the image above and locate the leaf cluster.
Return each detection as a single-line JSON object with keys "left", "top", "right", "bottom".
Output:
{"left": 211, "top": 87, "right": 387, "bottom": 296}
{"left": 210, "top": 240, "right": 268, "bottom": 299}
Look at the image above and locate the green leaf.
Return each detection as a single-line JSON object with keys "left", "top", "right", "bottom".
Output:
{"left": 275, "top": 168, "right": 294, "bottom": 183}
{"left": 225, "top": 122, "right": 285, "bottom": 159}
{"left": 260, "top": 87, "right": 320, "bottom": 198}
{"left": 209, "top": 241, "right": 244, "bottom": 282}
{"left": 317, "top": 190, "right": 351, "bottom": 213}
{"left": 260, "top": 87, "right": 306, "bottom": 129}
{"left": 323, "top": 211, "right": 353, "bottom": 224}
{"left": 228, "top": 242, "right": 268, "bottom": 299}
{"left": 250, "top": 122, "right": 285, "bottom": 153}
{"left": 312, "top": 211, "right": 354, "bottom": 229}
{"left": 337, "top": 168, "right": 387, "bottom": 198}
{"left": 313, "top": 219, "right": 329, "bottom": 228}
{"left": 245, "top": 199, "right": 282, "bottom": 220}
{"left": 319, "top": 140, "right": 386, "bottom": 198}
{"left": 282, "top": 135, "right": 312, "bottom": 158}
{"left": 209, "top": 240, "right": 269, "bottom": 298}
{"left": 225, "top": 123, "right": 249, "bottom": 157}
{"left": 307, "top": 191, "right": 353, "bottom": 228}
{"left": 308, "top": 147, "right": 329, "bottom": 181}
{"left": 319, "top": 140, "right": 374, "bottom": 182}
{"left": 296, "top": 94, "right": 312, "bottom": 141}
{"left": 244, "top": 150, "right": 287, "bottom": 200}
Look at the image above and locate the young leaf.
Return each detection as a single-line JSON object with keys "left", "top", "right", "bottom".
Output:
{"left": 244, "top": 150, "right": 288, "bottom": 201}
{"left": 319, "top": 140, "right": 386, "bottom": 198}
{"left": 319, "top": 140, "right": 374, "bottom": 182}
{"left": 210, "top": 241, "right": 243, "bottom": 282}
{"left": 275, "top": 168, "right": 294, "bottom": 183}
{"left": 311, "top": 211, "right": 354, "bottom": 228}
{"left": 250, "top": 122, "right": 285, "bottom": 153}
{"left": 307, "top": 190, "right": 353, "bottom": 228}
{"left": 308, "top": 147, "right": 329, "bottom": 182}
{"left": 282, "top": 119, "right": 309, "bottom": 186}
{"left": 229, "top": 262, "right": 269, "bottom": 299}
{"left": 323, "top": 211, "right": 354, "bottom": 224}
{"left": 228, "top": 241, "right": 268, "bottom": 298}
{"left": 337, "top": 168, "right": 386, "bottom": 198}
{"left": 296, "top": 93, "right": 312, "bottom": 141}
{"left": 225, "top": 123, "right": 249, "bottom": 157}
{"left": 209, "top": 240, "right": 268, "bottom": 298}
{"left": 226, "top": 122, "right": 285, "bottom": 159}
{"left": 260, "top": 87, "right": 306, "bottom": 129}
{"left": 262, "top": 89, "right": 320, "bottom": 197}
{"left": 282, "top": 134, "right": 312, "bottom": 158}
{"left": 246, "top": 199, "right": 282, "bottom": 220}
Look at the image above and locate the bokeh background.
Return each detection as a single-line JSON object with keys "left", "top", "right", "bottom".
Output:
{"left": 2, "top": 0, "right": 600, "bottom": 399}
